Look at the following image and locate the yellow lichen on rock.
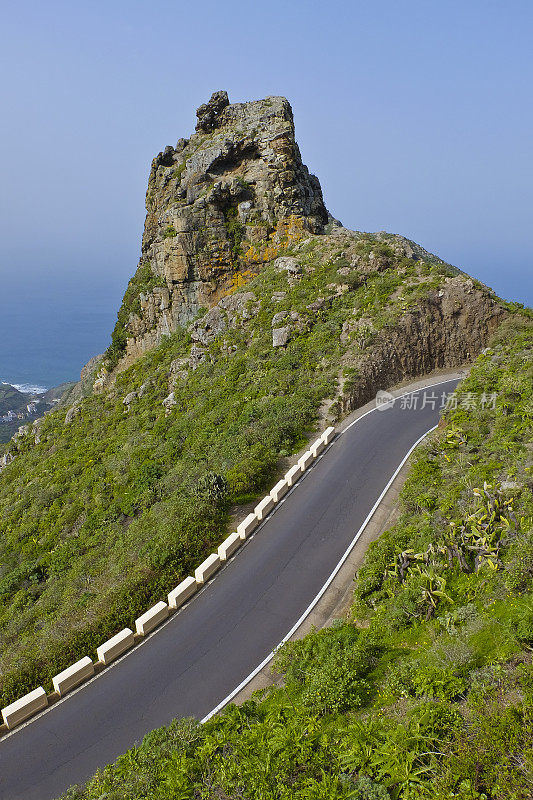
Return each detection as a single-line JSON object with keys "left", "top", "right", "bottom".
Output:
{"left": 105, "top": 91, "right": 328, "bottom": 373}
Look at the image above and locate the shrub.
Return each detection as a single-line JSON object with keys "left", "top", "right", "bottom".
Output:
{"left": 194, "top": 471, "right": 228, "bottom": 502}
{"left": 274, "top": 624, "right": 377, "bottom": 713}
{"left": 384, "top": 660, "right": 466, "bottom": 701}
{"left": 343, "top": 774, "right": 391, "bottom": 799}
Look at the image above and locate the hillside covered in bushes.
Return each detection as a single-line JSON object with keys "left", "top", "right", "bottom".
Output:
{"left": 0, "top": 91, "right": 530, "bottom": 800}
{"left": 61, "top": 314, "right": 532, "bottom": 800}
{"left": 0, "top": 228, "right": 504, "bottom": 708}
{"left": 0, "top": 91, "right": 508, "bottom": 709}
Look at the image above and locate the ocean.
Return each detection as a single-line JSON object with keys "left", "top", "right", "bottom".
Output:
{"left": 0, "top": 272, "right": 125, "bottom": 391}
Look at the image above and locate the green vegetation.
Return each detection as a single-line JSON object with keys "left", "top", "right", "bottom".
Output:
{"left": 0, "top": 384, "right": 26, "bottom": 416}
{"left": 107, "top": 261, "right": 167, "bottom": 368}
{"left": 223, "top": 205, "right": 245, "bottom": 259}
{"left": 0, "top": 384, "right": 29, "bottom": 444}
{"left": 0, "top": 385, "right": 54, "bottom": 444}
{"left": 60, "top": 315, "right": 533, "bottom": 800}
{"left": 172, "top": 162, "right": 186, "bottom": 182}
{"left": 0, "top": 234, "right": 463, "bottom": 708}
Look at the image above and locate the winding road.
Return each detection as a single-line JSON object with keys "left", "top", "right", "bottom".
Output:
{"left": 0, "top": 377, "right": 459, "bottom": 800}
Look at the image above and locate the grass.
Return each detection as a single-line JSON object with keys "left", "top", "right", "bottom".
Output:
{"left": 57, "top": 314, "right": 533, "bottom": 800}
{"left": 0, "top": 231, "right": 512, "bottom": 721}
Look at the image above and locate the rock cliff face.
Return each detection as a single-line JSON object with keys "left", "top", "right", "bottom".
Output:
{"left": 96, "top": 89, "right": 507, "bottom": 394}
{"left": 339, "top": 275, "right": 505, "bottom": 415}
{"left": 106, "top": 90, "right": 328, "bottom": 374}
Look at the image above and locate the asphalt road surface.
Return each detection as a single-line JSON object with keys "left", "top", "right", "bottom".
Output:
{"left": 0, "top": 378, "right": 458, "bottom": 800}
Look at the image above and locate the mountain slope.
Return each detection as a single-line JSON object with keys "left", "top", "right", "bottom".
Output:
{"left": 0, "top": 93, "right": 510, "bottom": 709}
{"left": 60, "top": 314, "right": 533, "bottom": 800}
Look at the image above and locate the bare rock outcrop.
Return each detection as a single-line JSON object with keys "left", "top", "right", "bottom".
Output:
{"left": 0, "top": 452, "right": 14, "bottom": 471}
{"left": 272, "top": 326, "right": 291, "bottom": 347}
{"left": 189, "top": 291, "right": 260, "bottom": 348}
{"left": 63, "top": 353, "right": 104, "bottom": 403}
{"left": 64, "top": 405, "right": 81, "bottom": 425}
{"left": 108, "top": 91, "right": 328, "bottom": 374}
{"left": 163, "top": 392, "right": 177, "bottom": 417}
{"left": 338, "top": 277, "right": 506, "bottom": 415}
{"left": 91, "top": 90, "right": 505, "bottom": 403}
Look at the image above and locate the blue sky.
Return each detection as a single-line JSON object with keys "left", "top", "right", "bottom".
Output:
{"left": 1, "top": 0, "right": 531, "bottom": 384}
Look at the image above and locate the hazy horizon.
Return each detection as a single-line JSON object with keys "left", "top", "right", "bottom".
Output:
{"left": 1, "top": 0, "right": 531, "bottom": 387}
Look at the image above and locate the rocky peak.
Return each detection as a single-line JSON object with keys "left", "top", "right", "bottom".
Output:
{"left": 105, "top": 91, "right": 328, "bottom": 376}
{"left": 195, "top": 90, "right": 230, "bottom": 132}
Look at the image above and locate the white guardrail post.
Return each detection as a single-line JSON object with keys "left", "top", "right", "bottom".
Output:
{"left": 284, "top": 464, "right": 301, "bottom": 486}
{"left": 53, "top": 657, "right": 94, "bottom": 697}
{"left": 1, "top": 687, "right": 48, "bottom": 730}
{"left": 270, "top": 479, "right": 289, "bottom": 502}
{"left": 237, "top": 513, "right": 259, "bottom": 539}
{"left": 135, "top": 602, "right": 169, "bottom": 636}
{"left": 168, "top": 576, "right": 198, "bottom": 610}
{"left": 218, "top": 531, "right": 242, "bottom": 561}
{"left": 321, "top": 426, "right": 335, "bottom": 444}
{"left": 297, "top": 450, "right": 314, "bottom": 471}
{"left": 254, "top": 495, "right": 275, "bottom": 520}
{"left": 0, "top": 425, "right": 336, "bottom": 730}
{"left": 310, "top": 437, "right": 326, "bottom": 457}
{"left": 97, "top": 628, "right": 135, "bottom": 665}
{"left": 195, "top": 553, "right": 221, "bottom": 584}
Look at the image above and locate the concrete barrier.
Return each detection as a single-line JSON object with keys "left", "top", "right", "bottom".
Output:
{"left": 321, "top": 426, "right": 335, "bottom": 444}
{"left": 195, "top": 553, "right": 221, "bottom": 584}
{"left": 237, "top": 512, "right": 259, "bottom": 540}
{"left": 285, "top": 464, "right": 301, "bottom": 486}
{"left": 0, "top": 423, "right": 342, "bottom": 724}
{"left": 255, "top": 494, "right": 275, "bottom": 520}
{"left": 97, "top": 628, "right": 134, "bottom": 665}
{"left": 53, "top": 656, "right": 94, "bottom": 697}
{"left": 218, "top": 531, "right": 242, "bottom": 561}
{"left": 2, "top": 687, "right": 48, "bottom": 729}
{"left": 310, "top": 437, "right": 325, "bottom": 457}
{"left": 270, "top": 479, "right": 289, "bottom": 502}
{"left": 135, "top": 601, "right": 169, "bottom": 636}
{"left": 297, "top": 450, "right": 314, "bottom": 471}
{"left": 168, "top": 576, "right": 197, "bottom": 610}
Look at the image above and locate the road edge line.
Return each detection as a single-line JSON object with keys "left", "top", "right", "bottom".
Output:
{"left": 0, "top": 376, "right": 459, "bottom": 738}
{"left": 201, "top": 422, "right": 438, "bottom": 722}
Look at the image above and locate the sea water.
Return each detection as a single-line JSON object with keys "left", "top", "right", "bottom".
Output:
{"left": 0, "top": 271, "right": 124, "bottom": 391}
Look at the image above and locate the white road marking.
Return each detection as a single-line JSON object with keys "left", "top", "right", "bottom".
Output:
{"left": 1, "top": 377, "right": 459, "bottom": 739}
{"left": 201, "top": 422, "right": 439, "bottom": 722}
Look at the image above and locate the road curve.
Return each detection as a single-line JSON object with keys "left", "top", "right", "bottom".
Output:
{"left": 0, "top": 378, "right": 458, "bottom": 800}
